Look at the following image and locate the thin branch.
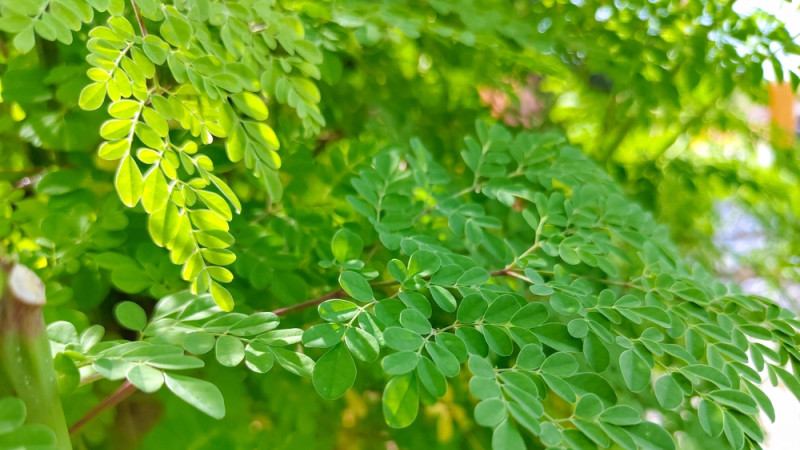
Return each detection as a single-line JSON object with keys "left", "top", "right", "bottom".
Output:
{"left": 270, "top": 265, "right": 643, "bottom": 316}
{"left": 130, "top": 0, "right": 147, "bottom": 37}
{"left": 78, "top": 372, "right": 104, "bottom": 387}
{"left": 271, "top": 290, "right": 344, "bottom": 316}
{"left": 493, "top": 268, "right": 533, "bottom": 283}
{"left": 69, "top": 381, "right": 137, "bottom": 435}
{"left": 270, "top": 278, "right": 402, "bottom": 316}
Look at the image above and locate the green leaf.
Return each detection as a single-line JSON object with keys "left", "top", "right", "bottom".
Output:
{"left": 146, "top": 355, "right": 204, "bottom": 370}
{"left": 229, "top": 312, "right": 280, "bottom": 336}
{"left": 540, "top": 422, "right": 563, "bottom": 447}
{"left": 400, "top": 308, "right": 432, "bottom": 335}
{"left": 540, "top": 352, "right": 577, "bottom": 376}
{"left": 566, "top": 373, "right": 618, "bottom": 405}
{"left": 101, "top": 119, "right": 134, "bottom": 140}
{"left": 598, "top": 405, "right": 641, "bottom": 425}
{"left": 302, "top": 323, "right": 345, "bottom": 348}
{"left": 313, "top": 343, "right": 356, "bottom": 400}
{"left": 183, "top": 331, "right": 215, "bottom": 355}
{"left": 457, "top": 267, "right": 490, "bottom": 286}
{"left": 331, "top": 229, "right": 364, "bottom": 263}
{"left": 142, "top": 168, "right": 169, "bottom": 213}
{"left": 407, "top": 250, "right": 441, "bottom": 277}
{"left": 574, "top": 393, "right": 603, "bottom": 418}
{"left": 492, "top": 419, "right": 525, "bottom": 450}
{"left": 198, "top": 191, "right": 232, "bottom": 221}
{"left": 0, "top": 423, "right": 56, "bottom": 449}
{"left": 698, "top": 398, "right": 724, "bottom": 437}
{"left": 13, "top": 25, "right": 35, "bottom": 53}
{"left": 457, "top": 294, "right": 487, "bottom": 323}
{"left": 772, "top": 366, "right": 800, "bottom": 403}
{"left": 417, "top": 357, "right": 447, "bottom": 398}
{"left": 425, "top": 342, "right": 460, "bottom": 377}
{"left": 482, "top": 325, "right": 513, "bottom": 356}
{"left": 0, "top": 397, "right": 25, "bottom": 434}
{"left": 317, "top": 299, "right": 359, "bottom": 322}
{"left": 398, "top": 292, "right": 432, "bottom": 317}
{"left": 344, "top": 327, "right": 379, "bottom": 362}
{"left": 470, "top": 376, "right": 501, "bottom": 400}
{"left": 474, "top": 398, "right": 505, "bottom": 427}
{"left": 722, "top": 410, "right": 744, "bottom": 449}
{"left": 429, "top": 286, "right": 457, "bottom": 312}
{"left": 458, "top": 327, "right": 489, "bottom": 357}
{"left": 681, "top": 365, "right": 730, "bottom": 388}
{"left": 510, "top": 303, "right": 548, "bottom": 328}
{"left": 271, "top": 347, "right": 314, "bottom": 377}
{"left": 230, "top": 92, "right": 268, "bottom": 121}
{"left": 532, "top": 323, "right": 582, "bottom": 352}
{"left": 339, "top": 271, "right": 373, "bottom": 302}
{"left": 114, "top": 301, "right": 147, "bottom": 331}
{"left": 126, "top": 364, "right": 164, "bottom": 393}
{"left": 382, "top": 351, "right": 420, "bottom": 375}
{"left": 515, "top": 344, "right": 545, "bottom": 370}
{"left": 599, "top": 423, "right": 636, "bottom": 450}
{"left": 571, "top": 420, "right": 610, "bottom": 448}
{"left": 484, "top": 294, "right": 520, "bottom": 324}
{"left": 258, "top": 329, "right": 304, "bottom": 346}
{"left": 627, "top": 422, "right": 675, "bottom": 450}
{"left": 94, "top": 358, "right": 133, "bottom": 380}
{"left": 655, "top": 374, "right": 683, "bottom": 410}
{"left": 743, "top": 379, "right": 775, "bottom": 422}
{"left": 382, "top": 373, "right": 419, "bottom": 428}
{"left": 210, "top": 282, "right": 234, "bottom": 312}
{"left": 707, "top": 389, "right": 759, "bottom": 415}
{"left": 244, "top": 341, "right": 275, "bottom": 374}
{"left": 115, "top": 155, "right": 144, "bottom": 207}
{"left": 384, "top": 326, "right": 424, "bottom": 351}
{"left": 583, "top": 332, "right": 610, "bottom": 372}
{"left": 79, "top": 82, "right": 107, "bottom": 110}
{"left": 550, "top": 292, "right": 581, "bottom": 315}
{"left": 619, "top": 349, "right": 650, "bottom": 392}
{"left": 215, "top": 335, "right": 245, "bottom": 367}
{"left": 164, "top": 373, "right": 225, "bottom": 419}
{"left": 208, "top": 174, "right": 242, "bottom": 214}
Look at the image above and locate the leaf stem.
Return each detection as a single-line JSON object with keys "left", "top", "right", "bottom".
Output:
{"left": 272, "top": 266, "right": 642, "bottom": 316}
{"left": 130, "top": 0, "right": 148, "bottom": 37}
{"left": 271, "top": 289, "right": 344, "bottom": 316}
{"left": 69, "top": 381, "right": 137, "bottom": 435}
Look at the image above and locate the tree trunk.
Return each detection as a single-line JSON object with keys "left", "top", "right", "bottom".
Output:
{"left": 0, "top": 263, "right": 71, "bottom": 449}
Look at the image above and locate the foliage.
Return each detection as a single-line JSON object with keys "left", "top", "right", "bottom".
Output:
{"left": 0, "top": 397, "right": 59, "bottom": 449}
{"left": 1, "top": 0, "right": 799, "bottom": 449}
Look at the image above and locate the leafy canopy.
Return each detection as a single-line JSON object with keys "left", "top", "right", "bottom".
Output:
{"left": 1, "top": 0, "right": 799, "bottom": 449}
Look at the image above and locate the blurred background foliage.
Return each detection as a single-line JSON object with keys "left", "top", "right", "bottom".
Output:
{"left": 1, "top": 0, "right": 799, "bottom": 448}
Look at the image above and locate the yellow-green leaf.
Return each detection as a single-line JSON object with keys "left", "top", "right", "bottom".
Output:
{"left": 210, "top": 281, "right": 234, "bottom": 311}
{"left": 115, "top": 155, "right": 144, "bottom": 207}
{"left": 98, "top": 139, "right": 131, "bottom": 161}
{"left": 197, "top": 190, "right": 232, "bottom": 220}
{"left": 230, "top": 92, "right": 268, "bottom": 121}
{"left": 142, "top": 167, "right": 169, "bottom": 213}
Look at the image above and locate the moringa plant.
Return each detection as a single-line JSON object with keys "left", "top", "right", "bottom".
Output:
{"left": 1, "top": 0, "right": 799, "bottom": 449}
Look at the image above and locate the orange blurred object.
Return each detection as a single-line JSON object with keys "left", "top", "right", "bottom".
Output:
{"left": 768, "top": 82, "right": 795, "bottom": 147}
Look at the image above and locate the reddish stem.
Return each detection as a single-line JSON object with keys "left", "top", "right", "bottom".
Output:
{"left": 130, "top": 1, "right": 147, "bottom": 37}
{"left": 271, "top": 290, "right": 345, "bottom": 316}
{"left": 69, "top": 381, "right": 137, "bottom": 435}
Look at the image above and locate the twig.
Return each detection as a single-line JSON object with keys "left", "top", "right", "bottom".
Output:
{"left": 130, "top": 1, "right": 147, "bottom": 37}
{"left": 270, "top": 278, "right": 402, "bottom": 316}
{"left": 69, "top": 381, "right": 137, "bottom": 435}
{"left": 271, "top": 290, "right": 344, "bottom": 316}
{"left": 270, "top": 265, "right": 643, "bottom": 316}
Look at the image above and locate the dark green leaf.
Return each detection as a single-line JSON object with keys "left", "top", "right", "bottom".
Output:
{"left": 382, "top": 373, "right": 419, "bottom": 428}
{"left": 313, "top": 343, "right": 356, "bottom": 400}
